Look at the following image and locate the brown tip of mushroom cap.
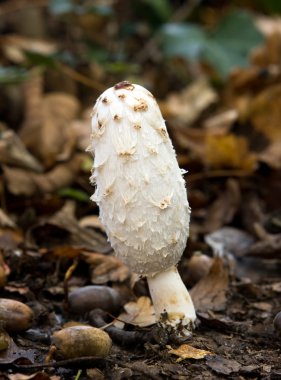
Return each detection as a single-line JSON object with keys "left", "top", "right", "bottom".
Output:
{"left": 114, "top": 81, "right": 135, "bottom": 91}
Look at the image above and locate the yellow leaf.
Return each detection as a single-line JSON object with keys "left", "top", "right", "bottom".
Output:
{"left": 205, "top": 133, "right": 256, "bottom": 171}
{"left": 167, "top": 344, "right": 213, "bottom": 362}
{"left": 248, "top": 84, "right": 281, "bottom": 140}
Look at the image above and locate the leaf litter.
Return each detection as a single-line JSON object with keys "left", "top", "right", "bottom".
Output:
{"left": 0, "top": 2, "right": 281, "bottom": 379}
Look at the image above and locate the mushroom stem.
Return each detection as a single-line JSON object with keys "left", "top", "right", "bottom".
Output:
{"left": 147, "top": 266, "right": 196, "bottom": 336}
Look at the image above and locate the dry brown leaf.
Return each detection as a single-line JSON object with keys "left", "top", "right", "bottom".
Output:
{"left": 203, "top": 109, "right": 238, "bottom": 133}
{"left": 70, "top": 107, "right": 92, "bottom": 152}
{"left": 28, "top": 201, "right": 109, "bottom": 253}
{"left": 79, "top": 215, "right": 105, "bottom": 232}
{"left": 167, "top": 344, "right": 213, "bottom": 362}
{"left": 160, "top": 79, "right": 218, "bottom": 126}
{"left": 190, "top": 257, "right": 229, "bottom": 312}
{"left": 239, "top": 234, "right": 281, "bottom": 259}
{"left": 8, "top": 373, "right": 58, "bottom": 380}
{"left": 0, "top": 209, "right": 16, "bottom": 228}
{"left": 203, "top": 179, "right": 241, "bottom": 233}
{"left": 3, "top": 153, "right": 85, "bottom": 196}
{"left": 247, "top": 84, "right": 281, "bottom": 140}
{"left": 47, "top": 201, "right": 108, "bottom": 252}
{"left": 171, "top": 127, "right": 205, "bottom": 157}
{"left": 115, "top": 296, "right": 156, "bottom": 328}
{"left": 206, "top": 356, "right": 241, "bottom": 375}
{"left": 0, "top": 129, "right": 42, "bottom": 172}
{"left": 51, "top": 246, "right": 82, "bottom": 259}
{"left": 258, "top": 139, "right": 281, "bottom": 169}
{"left": 256, "top": 16, "right": 281, "bottom": 37}
{"left": 205, "top": 133, "right": 256, "bottom": 171}
{"left": 20, "top": 73, "right": 80, "bottom": 168}
{"left": 1, "top": 34, "right": 57, "bottom": 64}
{"left": 83, "top": 252, "right": 130, "bottom": 284}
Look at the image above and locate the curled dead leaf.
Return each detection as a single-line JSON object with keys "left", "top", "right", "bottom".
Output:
{"left": 160, "top": 79, "right": 218, "bottom": 126}
{"left": 115, "top": 296, "right": 156, "bottom": 328}
{"left": 83, "top": 252, "right": 130, "bottom": 284}
{"left": 28, "top": 201, "right": 109, "bottom": 252}
{"left": 167, "top": 344, "right": 213, "bottom": 362}
{"left": 190, "top": 257, "right": 229, "bottom": 312}
{"left": 20, "top": 73, "right": 80, "bottom": 168}
{"left": 3, "top": 153, "right": 85, "bottom": 196}
{"left": 203, "top": 179, "right": 241, "bottom": 233}
{"left": 0, "top": 129, "right": 42, "bottom": 172}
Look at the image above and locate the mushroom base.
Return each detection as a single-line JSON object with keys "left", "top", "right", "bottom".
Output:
{"left": 147, "top": 266, "right": 196, "bottom": 336}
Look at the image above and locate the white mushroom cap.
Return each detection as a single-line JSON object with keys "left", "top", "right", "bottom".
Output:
{"left": 89, "top": 81, "right": 190, "bottom": 275}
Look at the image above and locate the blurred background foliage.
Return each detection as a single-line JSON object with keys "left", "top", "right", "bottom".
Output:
{"left": 0, "top": 0, "right": 271, "bottom": 90}
{"left": 1, "top": 0, "right": 281, "bottom": 213}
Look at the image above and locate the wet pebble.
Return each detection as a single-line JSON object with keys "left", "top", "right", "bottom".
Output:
{"left": 69, "top": 285, "right": 122, "bottom": 314}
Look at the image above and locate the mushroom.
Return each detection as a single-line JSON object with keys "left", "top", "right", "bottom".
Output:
{"left": 89, "top": 81, "right": 196, "bottom": 336}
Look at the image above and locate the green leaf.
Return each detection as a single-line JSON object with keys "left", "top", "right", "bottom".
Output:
{"left": 24, "top": 51, "right": 56, "bottom": 68}
{"left": 259, "top": 0, "right": 281, "bottom": 14}
{"left": 49, "top": 0, "right": 75, "bottom": 15}
{"left": 203, "top": 41, "right": 248, "bottom": 78}
{"left": 210, "top": 10, "right": 264, "bottom": 55}
{"left": 160, "top": 10, "right": 264, "bottom": 79}
{"left": 204, "top": 10, "right": 264, "bottom": 78}
{"left": 0, "top": 67, "right": 29, "bottom": 84}
{"left": 58, "top": 187, "right": 89, "bottom": 202}
{"left": 143, "top": 0, "right": 172, "bottom": 21}
{"left": 160, "top": 23, "right": 206, "bottom": 60}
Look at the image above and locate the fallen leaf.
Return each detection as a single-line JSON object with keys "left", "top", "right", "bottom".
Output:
{"left": 239, "top": 233, "right": 281, "bottom": 259}
{"left": 0, "top": 208, "right": 16, "bottom": 228}
{"left": 259, "top": 139, "right": 281, "bottom": 169}
{"left": 271, "top": 282, "right": 281, "bottom": 293}
{"left": 167, "top": 344, "right": 213, "bottom": 362}
{"left": 190, "top": 257, "right": 229, "bottom": 312}
{"left": 8, "top": 373, "right": 55, "bottom": 380}
{"left": 251, "top": 302, "right": 272, "bottom": 312}
{"left": 0, "top": 338, "right": 36, "bottom": 365}
{"left": 0, "top": 129, "right": 42, "bottom": 172}
{"left": 3, "top": 153, "right": 85, "bottom": 196}
{"left": 28, "top": 201, "right": 109, "bottom": 252}
{"left": 79, "top": 215, "right": 106, "bottom": 232}
{"left": 203, "top": 109, "right": 238, "bottom": 133}
{"left": 247, "top": 84, "right": 281, "bottom": 140}
{"left": 70, "top": 107, "right": 93, "bottom": 152}
{"left": 205, "top": 227, "right": 255, "bottom": 257}
{"left": 20, "top": 73, "right": 80, "bottom": 168}
{"left": 160, "top": 79, "right": 218, "bottom": 126}
{"left": 203, "top": 179, "right": 241, "bottom": 233}
{"left": 1, "top": 34, "right": 57, "bottom": 64}
{"left": 205, "top": 133, "right": 256, "bottom": 171}
{"left": 82, "top": 252, "right": 130, "bottom": 284}
{"left": 115, "top": 296, "right": 156, "bottom": 328}
{"left": 206, "top": 355, "right": 241, "bottom": 375}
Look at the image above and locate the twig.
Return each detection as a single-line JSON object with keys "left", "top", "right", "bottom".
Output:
{"left": 63, "top": 257, "right": 79, "bottom": 309}
{"left": 57, "top": 63, "right": 106, "bottom": 92}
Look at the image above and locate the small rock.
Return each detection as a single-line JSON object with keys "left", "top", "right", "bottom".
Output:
{"left": 69, "top": 285, "right": 122, "bottom": 314}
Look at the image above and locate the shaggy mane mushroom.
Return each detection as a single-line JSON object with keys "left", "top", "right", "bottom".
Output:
{"left": 89, "top": 81, "right": 196, "bottom": 336}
